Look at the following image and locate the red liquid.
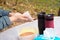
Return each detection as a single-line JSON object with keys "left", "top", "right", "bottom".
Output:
{"left": 45, "top": 20, "right": 54, "bottom": 28}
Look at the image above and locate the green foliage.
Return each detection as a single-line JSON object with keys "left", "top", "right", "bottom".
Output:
{"left": 0, "top": 0, "right": 60, "bottom": 16}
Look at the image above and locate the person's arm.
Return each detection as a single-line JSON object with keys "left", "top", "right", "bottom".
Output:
{"left": 0, "top": 9, "right": 10, "bottom": 16}
{"left": 0, "top": 13, "right": 33, "bottom": 30}
{"left": 0, "top": 16, "right": 12, "bottom": 30}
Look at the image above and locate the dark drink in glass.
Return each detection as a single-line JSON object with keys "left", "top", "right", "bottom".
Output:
{"left": 38, "top": 12, "right": 46, "bottom": 35}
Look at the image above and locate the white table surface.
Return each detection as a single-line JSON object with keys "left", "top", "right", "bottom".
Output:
{"left": 0, "top": 16, "right": 60, "bottom": 40}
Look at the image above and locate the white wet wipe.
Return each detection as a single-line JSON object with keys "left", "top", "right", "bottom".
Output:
{"left": 23, "top": 11, "right": 33, "bottom": 21}
{"left": 44, "top": 28, "right": 55, "bottom": 40}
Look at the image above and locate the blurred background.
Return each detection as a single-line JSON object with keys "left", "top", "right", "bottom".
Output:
{"left": 0, "top": 0, "right": 60, "bottom": 31}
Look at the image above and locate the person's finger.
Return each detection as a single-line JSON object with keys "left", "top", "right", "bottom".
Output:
{"left": 20, "top": 17, "right": 28, "bottom": 21}
{"left": 21, "top": 15, "right": 28, "bottom": 18}
{"left": 32, "top": 18, "right": 36, "bottom": 20}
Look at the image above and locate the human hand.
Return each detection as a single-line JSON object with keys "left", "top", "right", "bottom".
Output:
{"left": 9, "top": 14, "right": 29, "bottom": 22}
{"left": 9, "top": 12, "right": 34, "bottom": 22}
{"left": 14, "top": 13, "right": 29, "bottom": 21}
